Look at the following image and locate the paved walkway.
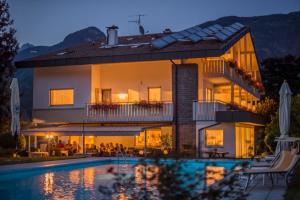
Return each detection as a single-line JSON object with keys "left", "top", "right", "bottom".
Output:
{"left": 243, "top": 174, "right": 286, "bottom": 200}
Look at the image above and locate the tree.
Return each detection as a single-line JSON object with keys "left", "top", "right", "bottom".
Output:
{"left": 264, "top": 94, "right": 300, "bottom": 153}
{"left": 0, "top": 0, "right": 18, "bottom": 134}
{"left": 261, "top": 55, "right": 300, "bottom": 100}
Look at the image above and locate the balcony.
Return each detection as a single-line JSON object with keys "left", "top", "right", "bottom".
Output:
{"left": 193, "top": 101, "right": 228, "bottom": 121}
{"left": 193, "top": 101, "right": 262, "bottom": 124}
{"left": 86, "top": 102, "right": 173, "bottom": 122}
{"left": 203, "top": 59, "right": 261, "bottom": 98}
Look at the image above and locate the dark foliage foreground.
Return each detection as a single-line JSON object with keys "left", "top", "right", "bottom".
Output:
{"left": 98, "top": 158, "right": 248, "bottom": 200}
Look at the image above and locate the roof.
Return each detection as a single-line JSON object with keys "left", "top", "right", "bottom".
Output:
{"left": 15, "top": 22, "right": 250, "bottom": 68}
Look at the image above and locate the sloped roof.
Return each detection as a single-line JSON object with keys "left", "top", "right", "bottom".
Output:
{"left": 15, "top": 23, "right": 250, "bottom": 68}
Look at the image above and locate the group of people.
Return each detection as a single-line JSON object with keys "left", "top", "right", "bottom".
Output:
{"left": 47, "top": 140, "right": 81, "bottom": 156}
{"left": 87, "top": 142, "right": 131, "bottom": 156}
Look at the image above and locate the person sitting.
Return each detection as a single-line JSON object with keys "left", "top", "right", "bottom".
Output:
{"left": 56, "top": 140, "right": 65, "bottom": 149}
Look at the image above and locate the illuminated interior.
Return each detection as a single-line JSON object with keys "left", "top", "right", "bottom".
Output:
{"left": 49, "top": 89, "right": 74, "bottom": 106}
{"left": 205, "top": 129, "right": 224, "bottom": 147}
{"left": 235, "top": 124, "right": 255, "bottom": 158}
{"left": 148, "top": 87, "right": 161, "bottom": 102}
{"left": 135, "top": 127, "right": 172, "bottom": 148}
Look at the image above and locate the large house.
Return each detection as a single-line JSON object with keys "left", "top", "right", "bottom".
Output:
{"left": 16, "top": 22, "right": 265, "bottom": 158}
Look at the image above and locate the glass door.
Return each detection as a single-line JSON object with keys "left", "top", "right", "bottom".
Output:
{"left": 235, "top": 125, "right": 254, "bottom": 158}
{"left": 102, "top": 89, "right": 112, "bottom": 103}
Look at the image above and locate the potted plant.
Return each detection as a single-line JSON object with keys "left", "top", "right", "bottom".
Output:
{"left": 133, "top": 100, "right": 163, "bottom": 109}
{"left": 91, "top": 103, "right": 120, "bottom": 111}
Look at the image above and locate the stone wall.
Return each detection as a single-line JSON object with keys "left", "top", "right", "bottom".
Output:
{"left": 172, "top": 63, "right": 198, "bottom": 152}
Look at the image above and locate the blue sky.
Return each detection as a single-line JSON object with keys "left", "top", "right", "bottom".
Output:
{"left": 7, "top": 0, "right": 300, "bottom": 46}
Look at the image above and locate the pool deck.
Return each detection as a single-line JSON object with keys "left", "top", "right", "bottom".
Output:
{"left": 243, "top": 174, "right": 286, "bottom": 200}
{"left": 0, "top": 157, "right": 287, "bottom": 199}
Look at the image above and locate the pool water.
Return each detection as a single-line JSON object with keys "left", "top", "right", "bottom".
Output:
{"left": 0, "top": 159, "right": 242, "bottom": 200}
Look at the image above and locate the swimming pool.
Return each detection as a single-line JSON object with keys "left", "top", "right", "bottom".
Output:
{"left": 0, "top": 159, "right": 242, "bottom": 200}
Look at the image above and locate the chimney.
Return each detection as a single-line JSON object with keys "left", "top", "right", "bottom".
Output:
{"left": 106, "top": 25, "right": 119, "bottom": 46}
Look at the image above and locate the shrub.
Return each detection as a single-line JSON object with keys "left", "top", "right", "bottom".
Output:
{"left": 0, "top": 133, "right": 16, "bottom": 149}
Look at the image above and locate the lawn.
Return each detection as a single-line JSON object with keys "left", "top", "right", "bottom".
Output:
{"left": 0, "top": 155, "right": 86, "bottom": 165}
{"left": 285, "top": 165, "right": 300, "bottom": 200}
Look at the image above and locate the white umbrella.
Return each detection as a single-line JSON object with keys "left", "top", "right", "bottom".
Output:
{"left": 279, "top": 80, "right": 292, "bottom": 138}
{"left": 10, "top": 78, "right": 20, "bottom": 138}
{"left": 275, "top": 80, "right": 292, "bottom": 154}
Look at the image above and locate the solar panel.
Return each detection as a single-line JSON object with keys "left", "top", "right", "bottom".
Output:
{"left": 234, "top": 22, "right": 245, "bottom": 28}
{"left": 195, "top": 30, "right": 208, "bottom": 37}
{"left": 213, "top": 32, "right": 229, "bottom": 41}
{"left": 212, "top": 24, "right": 223, "bottom": 30}
{"left": 161, "top": 35, "right": 177, "bottom": 43}
{"left": 193, "top": 26, "right": 203, "bottom": 32}
{"left": 207, "top": 26, "right": 219, "bottom": 32}
{"left": 170, "top": 32, "right": 185, "bottom": 40}
{"left": 187, "top": 34, "right": 203, "bottom": 43}
{"left": 220, "top": 29, "right": 233, "bottom": 36}
{"left": 151, "top": 38, "right": 169, "bottom": 49}
{"left": 186, "top": 27, "right": 198, "bottom": 34}
{"left": 231, "top": 24, "right": 242, "bottom": 30}
{"left": 224, "top": 26, "right": 237, "bottom": 34}
{"left": 202, "top": 28, "right": 213, "bottom": 35}
{"left": 179, "top": 30, "right": 191, "bottom": 37}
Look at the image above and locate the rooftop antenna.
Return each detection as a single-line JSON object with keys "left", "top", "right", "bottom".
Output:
{"left": 128, "top": 14, "right": 149, "bottom": 35}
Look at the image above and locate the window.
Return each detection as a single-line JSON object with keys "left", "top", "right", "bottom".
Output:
{"left": 102, "top": 89, "right": 112, "bottom": 103}
{"left": 148, "top": 87, "right": 161, "bottom": 102}
{"left": 50, "top": 89, "right": 74, "bottom": 106}
{"left": 205, "top": 130, "right": 224, "bottom": 147}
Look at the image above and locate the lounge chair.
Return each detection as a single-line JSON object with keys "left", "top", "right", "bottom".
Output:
{"left": 250, "top": 151, "right": 282, "bottom": 168}
{"left": 242, "top": 151, "right": 300, "bottom": 190}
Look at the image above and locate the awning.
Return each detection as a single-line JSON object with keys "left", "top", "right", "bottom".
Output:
{"left": 22, "top": 125, "right": 149, "bottom": 136}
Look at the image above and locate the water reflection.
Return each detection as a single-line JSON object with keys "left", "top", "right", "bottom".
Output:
{"left": 43, "top": 173, "right": 54, "bottom": 194}
{"left": 205, "top": 166, "right": 225, "bottom": 186}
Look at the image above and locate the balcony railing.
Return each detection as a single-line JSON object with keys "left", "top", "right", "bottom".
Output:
{"left": 193, "top": 101, "right": 229, "bottom": 121}
{"left": 204, "top": 59, "right": 260, "bottom": 98}
{"left": 86, "top": 102, "right": 173, "bottom": 122}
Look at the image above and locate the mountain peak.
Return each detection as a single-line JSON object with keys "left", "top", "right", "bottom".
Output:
{"left": 62, "top": 26, "right": 105, "bottom": 47}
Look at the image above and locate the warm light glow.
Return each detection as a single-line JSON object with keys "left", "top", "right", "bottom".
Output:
{"left": 136, "top": 130, "right": 162, "bottom": 147}
{"left": 118, "top": 93, "right": 128, "bottom": 100}
{"left": 148, "top": 87, "right": 161, "bottom": 102}
{"left": 43, "top": 172, "right": 54, "bottom": 194}
{"left": 205, "top": 166, "right": 225, "bottom": 186}
{"left": 205, "top": 130, "right": 224, "bottom": 146}
{"left": 50, "top": 89, "right": 74, "bottom": 106}
{"left": 46, "top": 134, "right": 53, "bottom": 139}
{"left": 235, "top": 125, "right": 254, "bottom": 158}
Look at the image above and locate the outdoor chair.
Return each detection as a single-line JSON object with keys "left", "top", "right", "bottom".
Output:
{"left": 241, "top": 151, "right": 300, "bottom": 190}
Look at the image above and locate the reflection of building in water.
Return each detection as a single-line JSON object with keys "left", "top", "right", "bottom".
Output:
{"left": 69, "top": 170, "right": 80, "bottom": 185}
{"left": 84, "top": 168, "right": 95, "bottom": 189}
{"left": 205, "top": 166, "right": 225, "bottom": 186}
{"left": 44, "top": 172, "right": 54, "bottom": 194}
{"left": 134, "top": 164, "right": 159, "bottom": 185}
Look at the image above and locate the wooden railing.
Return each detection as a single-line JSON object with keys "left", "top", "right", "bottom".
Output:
{"left": 86, "top": 102, "right": 173, "bottom": 122}
{"left": 193, "top": 101, "right": 228, "bottom": 121}
{"left": 204, "top": 59, "right": 260, "bottom": 98}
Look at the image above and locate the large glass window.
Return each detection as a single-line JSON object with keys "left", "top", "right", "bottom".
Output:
{"left": 235, "top": 125, "right": 254, "bottom": 158}
{"left": 205, "top": 129, "right": 224, "bottom": 147}
{"left": 50, "top": 89, "right": 74, "bottom": 106}
{"left": 148, "top": 87, "right": 161, "bottom": 102}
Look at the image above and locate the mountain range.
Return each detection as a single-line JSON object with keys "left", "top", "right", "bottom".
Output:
{"left": 15, "top": 11, "right": 300, "bottom": 119}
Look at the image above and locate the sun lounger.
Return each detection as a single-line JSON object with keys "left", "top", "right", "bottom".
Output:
{"left": 242, "top": 151, "right": 300, "bottom": 190}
